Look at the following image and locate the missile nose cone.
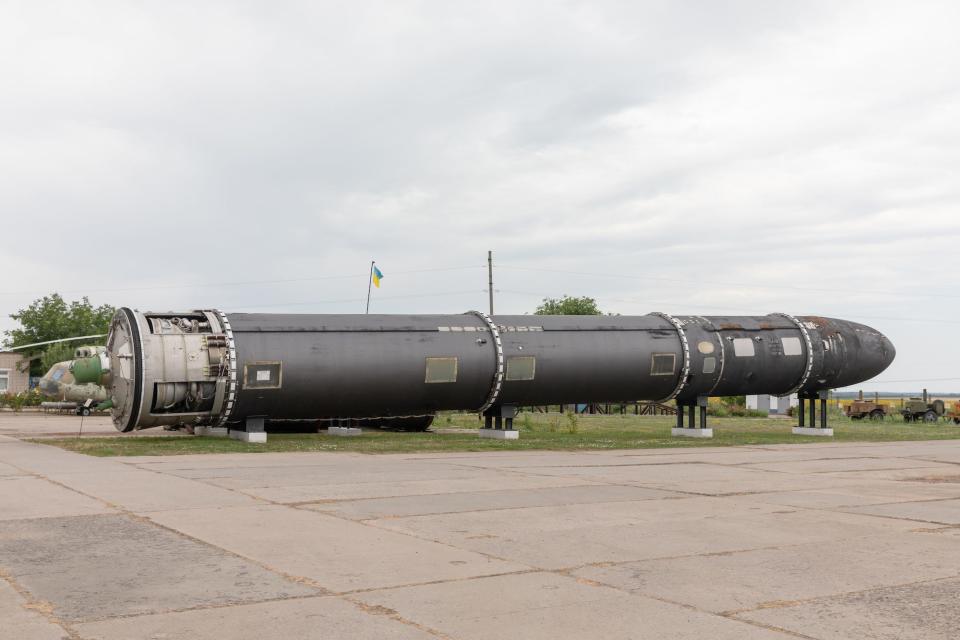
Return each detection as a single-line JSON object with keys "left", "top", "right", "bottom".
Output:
{"left": 880, "top": 332, "right": 896, "bottom": 370}
{"left": 861, "top": 328, "right": 896, "bottom": 381}
{"left": 826, "top": 320, "right": 895, "bottom": 388}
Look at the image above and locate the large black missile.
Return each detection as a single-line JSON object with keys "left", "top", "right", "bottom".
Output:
{"left": 103, "top": 309, "right": 894, "bottom": 432}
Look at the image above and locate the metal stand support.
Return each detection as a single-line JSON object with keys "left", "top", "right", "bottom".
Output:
{"left": 328, "top": 417, "right": 363, "bottom": 437}
{"left": 672, "top": 396, "right": 713, "bottom": 438}
{"left": 793, "top": 390, "right": 833, "bottom": 436}
{"left": 480, "top": 406, "right": 519, "bottom": 439}
{"left": 195, "top": 425, "right": 228, "bottom": 437}
{"left": 230, "top": 416, "right": 268, "bottom": 443}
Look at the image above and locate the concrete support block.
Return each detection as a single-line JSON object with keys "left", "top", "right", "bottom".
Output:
{"left": 195, "top": 426, "right": 229, "bottom": 438}
{"left": 792, "top": 427, "right": 834, "bottom": 437}
{"left": 328, "top": 427, "right": 363, "bottom": 437}
{"left": 479, "top": 429, "right": 519, "bottom": 440}
{"left": 229, "top": 430, "right": 267, "bottom": 443}
{"left": 671, "top": 428, "right": 714, "bottom": 438}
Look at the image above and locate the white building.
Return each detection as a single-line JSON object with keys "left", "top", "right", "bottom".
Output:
{"left": 746, "top": 394, "right": 798, "bottom": 415}
{"left": 0, "top": 352, "right": 30, "bottom": 395}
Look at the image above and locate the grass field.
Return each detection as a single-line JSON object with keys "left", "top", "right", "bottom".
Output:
{"left": 32, "top": 411, "right": 960, "bottom": 457}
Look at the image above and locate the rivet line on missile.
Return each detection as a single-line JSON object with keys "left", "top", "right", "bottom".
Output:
{"left": 773, "top": 313, "right": 815, "bottom": 396}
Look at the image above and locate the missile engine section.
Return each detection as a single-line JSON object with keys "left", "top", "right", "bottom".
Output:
{"left": 104, "top": 309, "right": 895, "bottom": 433}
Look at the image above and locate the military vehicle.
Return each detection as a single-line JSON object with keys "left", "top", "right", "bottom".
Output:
{"left": 901, "top": 392, "right": 945, "bottom": 423}
{"left": 37, "top": 346, "right": 111, "bottom": 415}
{"left": 845, "top": 400, "right": 888, "bottom": 420}
{"left": 945, "top": 404, "right": 960, "bottom": 425}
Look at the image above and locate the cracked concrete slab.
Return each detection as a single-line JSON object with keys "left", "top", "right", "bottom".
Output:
{"left": 740, "top": 456, "right": 958, "bottom": 474}
{"left": 73, "top": 595, "right": 437, "bottom": 640}
{"left": 484, "top": 460, "right": 870, "bottom": 495}
{"left": 146, "top": 504, "right": 528, "bottom": 592}
{"left": 0, "top": 461, "right": 27, "bottom": 476}
{"left": 369, "top": 495, "right": 919, "bottom": 569}
{"left": 42, "top": 468, "right": 258, "bottom": 513}
{"left": 729, "top": 480, "right": 960, "bottom": 509}
{"left": 1, "top": 431, "right": 959, "bottom": 638}
{"left": 0, "top": 514, "right": 317, "bottom": 622}
{"left": 305, "top": 484, "right": 681, "bottom": 520}
{"left": 355, "top": 571, "right": 792, "bottom": 639}
{"left": 840, "top": 498, "right": 960, "bottom": 525}
{"left": 0, "top": 441, "right": 133, "bottom": 474}
{"left": 0, "top": 578, "right": 69, "bottom": 640}
{"left": 736, "top": 576, "right": 960, "bottom": 640}
{"left": 0, "top": 477, "right": 111, "bottom": 520}
{"left": 572, "top": 531, "right": 960, "bottom": 613}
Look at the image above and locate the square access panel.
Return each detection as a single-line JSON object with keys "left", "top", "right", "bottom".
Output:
{"left": 243, "top": 361, "right": 282, "bottom": 389}
{"left": 425, "top": 357, "right": 458, "bottom": 383}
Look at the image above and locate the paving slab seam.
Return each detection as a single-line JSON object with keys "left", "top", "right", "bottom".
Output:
{"left": 287, "top": 502, "right": 539, "bottom": 569}
{"left": 900, "top": 457, "right": 960, "bottom": 468}
{"left": 275, "top": 483, "right": 612, "bottom": 508}
{"left": 135, "top": 513, "right": 335, "bottom": 595}
{"left": 2, "top": 453, "right": 334, "bottom": 597}
{"left": 339, "top": 595, "right": 455, "bottom": 639}
{"left": 552, "top": 568, "right": 815, "bottom": 639}
{"left": 336, "top": 568, "right": 544, "bottom": 597}
{"left": 111, "top": 460, "right": 277, "bottom": 507}
{"left": 0, "top": 458, "right": 128, "bottom": 514}
{"left": 817, "top": 465, "right": 954, "bottom": 475}
{"left": 721, "top": 573, "right": 960, "bottom": 618}
{"left": 819, "top": 509, "right": 960, "bottom": 527}
{"left": 62, "top": 593, "right": 331, "bottom": 626}
{"left": 345, "top": 495, "right": 689, "bottom": 521}
{"left": 773, "top": 498, "right": 960, "bottom": 527}
{"left": 828, "top": 496, "right": 960, "bottom": 510}
{"left": 0, "top": 566, "right": 81, "bottom": 640}
{"left": 716, "top": 613, "right": 819, "bottom": 640}
{"left": 219, "top": 475, "right": 606, "bottom": 502}
{"left": 547, "top": 540, "right": 844, "bottom": 575}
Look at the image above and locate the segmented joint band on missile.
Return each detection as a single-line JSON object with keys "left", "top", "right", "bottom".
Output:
{"left": 103, "top": 308, "right": 895, "bottom": 433}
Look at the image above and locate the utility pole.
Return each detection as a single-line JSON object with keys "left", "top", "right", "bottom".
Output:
{"left": 487, "top": 250, "right": 494, "bottom": 316}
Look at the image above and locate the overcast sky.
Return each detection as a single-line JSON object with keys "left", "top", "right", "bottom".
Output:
{"left": 1, "top": 1, "right": 958, "bottom": 392}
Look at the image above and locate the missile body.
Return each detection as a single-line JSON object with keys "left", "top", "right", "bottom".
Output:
{"left": 105, "top": 308, "right": 894, "bottom": 432}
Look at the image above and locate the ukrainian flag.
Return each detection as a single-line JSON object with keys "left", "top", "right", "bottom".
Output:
{"left": 372, "top": 266, "right": 384, "bottom": 288}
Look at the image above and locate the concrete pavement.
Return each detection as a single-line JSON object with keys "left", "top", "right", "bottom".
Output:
{"left": 1, "top": 431, "right": 959, "bottom": 639}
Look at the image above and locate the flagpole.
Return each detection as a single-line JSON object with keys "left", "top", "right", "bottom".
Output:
{"left": 365, "top": 261, "right": 375, "bottom": 314}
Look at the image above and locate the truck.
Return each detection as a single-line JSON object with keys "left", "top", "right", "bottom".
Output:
{"left": 845, "top": 400, "right": 888, "bottom": 421}
{"left": 901, "top": 397, "right": 945, "bottom": 423}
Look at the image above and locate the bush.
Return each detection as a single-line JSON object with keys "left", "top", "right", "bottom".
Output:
{"left": 3, "top": 393, "right": 28, "bottom": 412}
{"left": 23, "top": 388, "right": 44, "bottom": 407}
{"left": 565, "top": 411, "right": 579, "bottom": 434}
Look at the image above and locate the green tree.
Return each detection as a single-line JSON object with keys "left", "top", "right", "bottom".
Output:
{"left": 40, "top": 342, "right": 80, "bottom": 374}
{"left": 534, "top": 295, "right": 603, "bottom": 315}
{"left": 4, "top": 294, "right": 115, "bottom": 375}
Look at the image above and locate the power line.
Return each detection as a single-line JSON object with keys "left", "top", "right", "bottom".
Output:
{"left": 0, "top": 265, "right": 485, "bottom": 297}
{"left": 497, "top": 264, "right": 959, "bottom": 300}
{"left": 216, "top": 290, "right": 486, "bottom": 310}
{"left": 845, "top": 377, "right": 960, "bottom": 385}
{"left": 495, "top": 289, "right": 960, "bottom": 326}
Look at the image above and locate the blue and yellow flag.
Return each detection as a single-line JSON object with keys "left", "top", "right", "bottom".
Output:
{"left": 372, "top": 266, "right": 384, "bottom": 288}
